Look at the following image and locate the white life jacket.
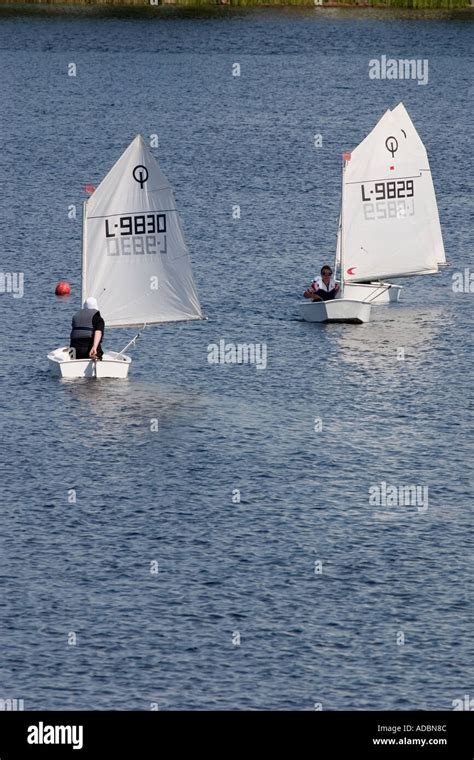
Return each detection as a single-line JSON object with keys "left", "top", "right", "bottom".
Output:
{"left": 312, "top": 275, "right": 336, "bottom": 292}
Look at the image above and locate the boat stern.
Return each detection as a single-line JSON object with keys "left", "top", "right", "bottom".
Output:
{"left": 47, "top": 347, "right": 131, "bottom": 379}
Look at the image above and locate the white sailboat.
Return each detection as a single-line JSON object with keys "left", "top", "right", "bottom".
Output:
{"left": 48, "top": 135, "right": 204, "bottom": 378}
{"left": 335, "top": 102, "right": 445, "bottom": 305}
{"left": 300, "top": 154, "right": 371, "bottom": 324}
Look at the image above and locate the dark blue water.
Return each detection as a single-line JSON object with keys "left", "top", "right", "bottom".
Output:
{"left": 0, "top": 6, "right": 473, "bottom": 710}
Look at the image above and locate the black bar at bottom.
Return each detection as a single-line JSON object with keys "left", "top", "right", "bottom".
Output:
{"left": 0, "top": 711, "right": 472, "bottom": 757}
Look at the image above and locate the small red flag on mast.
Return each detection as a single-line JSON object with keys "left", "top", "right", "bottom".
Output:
{"left": 342, "top": 152, "right": 351, "bottom": 161}
{"left": 84, "top": 184, "right": 96, "bottom": 194}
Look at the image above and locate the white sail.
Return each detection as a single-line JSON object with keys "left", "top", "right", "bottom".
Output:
{"left": 82, "top": 135, "right": 203, "bottom": 327}
{"left": 341, "top": 108, "right": 440, "bottom": 283}
{"left": 391, "top": 102, "right": 446, "bottom": 266}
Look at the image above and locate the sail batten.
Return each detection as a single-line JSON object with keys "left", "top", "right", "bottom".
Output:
{"left": 88, "top": 209, "right": 180, "bottom": 219}
{"left": 105, "top": 317, "right": 204, "bottom": 328}
{"left": 345, "top": 171, "right": 424, "bottom": 185}
{"left": 83, "top": 134, "right": 203, "bottom": 327}
{"left": 349, "top": 268, "right": 438, "bottom": 283}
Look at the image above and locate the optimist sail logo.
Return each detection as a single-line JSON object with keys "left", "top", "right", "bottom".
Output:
{"left": 132, "top": 164, "right": 149, "bottom": 189}
{"left": 27, "top": 722, "right": 84, "bottom": 751}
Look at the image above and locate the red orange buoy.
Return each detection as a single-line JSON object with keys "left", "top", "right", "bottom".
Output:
{"left": 55, "top": 281, "right": 71, "bottom": 296}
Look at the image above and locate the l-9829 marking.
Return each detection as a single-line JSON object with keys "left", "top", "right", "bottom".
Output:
{"left": 361, "top": 180, "right": 414, "bottom": 202}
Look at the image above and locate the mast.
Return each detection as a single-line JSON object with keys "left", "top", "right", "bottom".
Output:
{"left": 339, "top": 154, "right": 349, "bottom": 298}
{"left": 81, "top": 200, "right": 87, "bottom": 305}
{"left": 333, "top": 212, "right": 341, "bottom": 283}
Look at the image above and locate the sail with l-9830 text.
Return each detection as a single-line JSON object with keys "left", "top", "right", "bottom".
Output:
{"left": 104, "top": 212, "right": 168, "bottom": 256}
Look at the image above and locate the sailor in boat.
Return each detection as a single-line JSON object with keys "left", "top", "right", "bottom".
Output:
{"left": 303, "top": 265, "right": 339, "bottom": 302}
{"left": 70, "top": 296, "right": 105, "bottom": 360}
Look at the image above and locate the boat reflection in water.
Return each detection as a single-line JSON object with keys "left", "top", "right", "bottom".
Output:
{"left": 329, "top": 303, "right": 457, "bottom": 521}
{"left": 59, "top": 378, "right": 206, "bottom": 446}
{"left": 333, "top": 303, "right": 451, "bottom": 374}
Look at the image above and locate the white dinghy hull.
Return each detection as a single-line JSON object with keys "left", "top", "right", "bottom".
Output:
{"left": 299, "top": 299, "right": 371, "bottom": 324}
{"left": 342, "top": 282, "right": 402, "bottom": 304}
{"left": 47, "top": 346, "right": 131, "bottom": 379}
